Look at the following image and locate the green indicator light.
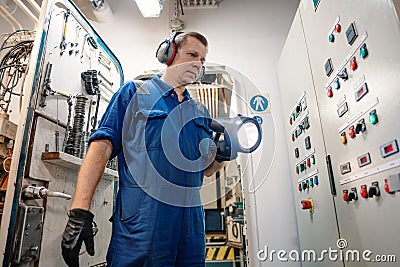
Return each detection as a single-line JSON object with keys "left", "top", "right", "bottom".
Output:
{"left": 369, "top": 113, "right": 378, "bottom": 124}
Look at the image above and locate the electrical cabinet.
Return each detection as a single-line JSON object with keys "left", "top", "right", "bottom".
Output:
{"left": 279, "top": 0, "right": 400, "bottom": 266}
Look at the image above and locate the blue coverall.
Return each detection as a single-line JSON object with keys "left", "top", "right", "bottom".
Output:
{"left": 89, "top": 76, "right": 213, "bottom": 266}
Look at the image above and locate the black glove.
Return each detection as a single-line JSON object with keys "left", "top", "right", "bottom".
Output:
{"left": 61, "top": 208, "right": 97, "bottom": 267}
{"left": 215, "top": 139, "right": 238, "bottom": 162}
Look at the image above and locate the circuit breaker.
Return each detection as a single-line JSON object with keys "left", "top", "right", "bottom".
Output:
{"left": 278, "top": 0, "right": 400, "bottom": 266}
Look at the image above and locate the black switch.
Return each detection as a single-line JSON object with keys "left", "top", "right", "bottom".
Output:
{"left": 368, "top": 181, "right": 380, "bottom": 198}
{"left": 294, "top": 148, "right": 299, "bottom": 158}
{"left": 303, "top": 116, "right": 310, "bottom": 129}
{"left": 338, "top": 68, "right": 348, "bottom": 81}
{"left": 305, "top": 136, "right": 311, "bottom": 150}
{"left": 355, "top": 119, "right": 366, "bottom": 134}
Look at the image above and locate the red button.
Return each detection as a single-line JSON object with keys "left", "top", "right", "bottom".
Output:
{"left": 343, "top": 190, "right": 349, "bottom": 202}
{"left": 349, "top": 126, "right": 356, "bottom": 139}
{"left": 296, "top": 166, "right": 299, "bottom": 174}
{"left": 301, "top": 200, "right": 312, "bottom": 209}
{"left": 298, "top": 183, "right": 302, "bottom": 192}
{"left": 327, "top": 87, "right": 333, "bottom": 98}
{"left": 306, "top": 158, "right": 311, "bottom": 167}
{"left": 290, "top": 118, "right": 293, "bottom": 125}
{"left": 292, "top": 134, "right": 295, "bottom": 142}
{"left": 350, "top": 57, "right": 357, "bottom": 71}
{"left": 361, "top": 185, "right": 368, "bottom": 198}
{"left": 335, "top": 24, "right": 341, "bottom": 33}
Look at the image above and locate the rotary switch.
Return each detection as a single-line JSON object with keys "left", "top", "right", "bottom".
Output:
{"left": 368, "top": 181, "right": 380, "bottom": 198}
{"left": 338, "top": 68, "right": 348, "bottom": 81}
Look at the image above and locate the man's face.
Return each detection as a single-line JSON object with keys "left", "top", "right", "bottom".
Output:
{"left": 170, "top": 36, "right": 207, "bottom": 85}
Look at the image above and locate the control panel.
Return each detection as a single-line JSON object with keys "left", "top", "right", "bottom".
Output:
{"left": 279, "top": 0, "right": 400, "bottom": 266}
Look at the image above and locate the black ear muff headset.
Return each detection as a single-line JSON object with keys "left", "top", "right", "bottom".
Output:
{"left": 156, "top": 31, "right": 184, "bottom": 66}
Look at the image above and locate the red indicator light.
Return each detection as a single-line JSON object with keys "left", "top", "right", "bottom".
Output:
{"left": 385, "top": 144, "right": 394, "bottom": 153}
{"left": 360, "top": 157, "right": 367, "bottom": 164}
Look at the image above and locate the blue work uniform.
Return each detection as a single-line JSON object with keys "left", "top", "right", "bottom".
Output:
{"left": 89, "top": 76, "right": 213, "bottom": 267}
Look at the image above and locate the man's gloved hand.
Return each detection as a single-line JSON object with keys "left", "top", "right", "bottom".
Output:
{"left": 214, "top": 139, "right": 238, "bottom": 162}
{"left": 61, "top": 208, "right": 97, "bottom": 267}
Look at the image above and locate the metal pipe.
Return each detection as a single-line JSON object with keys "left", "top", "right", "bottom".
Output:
{"left": 0, "top": 4, "right": 22, "bottom": 30}
{"left": 25, "top": 0, "right": 40, "bottom": 13}
{"left": 0, "top": 7, "right": 16, "bottom": 31}
{"left": 12, "top": 0, "right": 38, "bottom": 23}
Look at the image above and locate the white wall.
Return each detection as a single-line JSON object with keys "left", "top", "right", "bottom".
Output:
{"left": 89, "top": 0, "right": 301, "bottom": 266}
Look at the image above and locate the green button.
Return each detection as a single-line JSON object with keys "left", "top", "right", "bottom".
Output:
{"left": 360, "top": 44, "right": 368, "bottom": 58}
{"left": 369, "top": 113, "right": 378, "bottom": 124}
{"left": 309, "top": 178, "right": 314, "bottom": 187}
{"left": 329, "top": 34, "right": 335, "bottom": 43}
{"left": 333, "top": 80, "right": 340, "bottom": 89}
{"left": 311, "top": 155, "right": 315, "bottom": 164}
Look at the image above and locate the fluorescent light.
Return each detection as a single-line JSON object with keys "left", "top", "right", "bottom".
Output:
{"left": 135, "top": 0, "right": 163, "bottom": 17}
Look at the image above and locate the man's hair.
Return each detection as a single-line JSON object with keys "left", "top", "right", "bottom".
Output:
{"left": 175, "top": 32, "right": 208, "bottom": 51}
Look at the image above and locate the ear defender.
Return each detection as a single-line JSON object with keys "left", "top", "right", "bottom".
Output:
{"left": 156, "top": 31, "right": 184, "bottom": 65}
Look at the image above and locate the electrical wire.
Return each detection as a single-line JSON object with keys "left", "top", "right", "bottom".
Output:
{"left": 0, "top": 32, "right": 33, "bottom": 112}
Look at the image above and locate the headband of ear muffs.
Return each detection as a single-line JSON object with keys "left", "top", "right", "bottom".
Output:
{"left": 156, "top": 31, "right": 184, "bottom": 66}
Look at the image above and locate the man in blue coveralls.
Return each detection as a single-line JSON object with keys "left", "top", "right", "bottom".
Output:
{"left": 61, "top": 32, "right": 228, "bottom": 267}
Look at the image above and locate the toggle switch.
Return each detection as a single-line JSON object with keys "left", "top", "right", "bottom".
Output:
{"left": 355, "top": 119, "right": 366, "bottom": 134}
{"left": 368, "top": 181, "right": 380, "bottom": 198}
{"left": 350, "top": 57, "right": 357, "bottom": 71}
{"left": 338, "top": 68, "right": 348, "bottom": 81}
{"left": 360, "top": 185, "right": 368, "bottom": 198}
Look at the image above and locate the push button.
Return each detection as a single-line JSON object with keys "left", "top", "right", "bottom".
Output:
{"left": 350, "top": 57, "right": 357, "bottom": 71}
{"left": 327, "top": 87, "right": 333, "bottom": 98}
{"left": 311, "top": 155, "right": 315, "bottom": 164}
{"left": 329, "top": 34, "right": 335, "bottom": 43}
{"left": 309, "top": 178, "right": 314, "bottom": 187}
{"left": 335, "top": 23, "right": 341, "bottom": 33}
{"left": 369, "top": 109, "right": 378, "bottom": 125}
{"left": 360, "top": 43, "right": 368, "bottom": 58}
{"left": 349, "top": 126, "right": 356, "bottom": 139}
{"left": 294, "top": 148, "right": 299, "bottom": 158}
{"left": 298, "top": 183, "right": 302, "bottom": 192}
{"left": 343, "top": 189, "right": 349, "bottom": 202}
{"left": 313, "top": 176, "right": 319, "bottom": 186}
{"left": 340, "top": 132, "right": 347, "bottom": 144}
{"left": 361, "top": 185, "right": 368, "bottom": 198}
{"left": 306, "top": 158, "right": 311, "bottom": 167}
{"left": 333, "top": 79, "right": 340, "bottom": 89}
{"left": 301, "top": 200, "right": 313, "bottom": 210}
